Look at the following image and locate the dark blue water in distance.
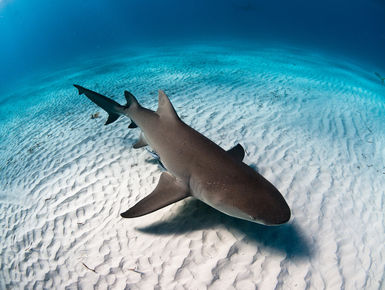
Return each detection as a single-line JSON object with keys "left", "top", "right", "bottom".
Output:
{"left": 0, "top": 0, "right": 384, "bottom": 94}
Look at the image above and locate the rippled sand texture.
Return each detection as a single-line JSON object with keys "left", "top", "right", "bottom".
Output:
{"left": 0, "top": 45, "right": 384, "bottom": 289}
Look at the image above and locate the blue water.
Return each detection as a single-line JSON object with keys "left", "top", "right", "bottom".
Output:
{"left": 0, "top": 0, "right": 384, "bottom": 94}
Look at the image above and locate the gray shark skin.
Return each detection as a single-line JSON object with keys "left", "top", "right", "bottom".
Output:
{"left": 74, "top": 84, "right": 291, "bottom": 225}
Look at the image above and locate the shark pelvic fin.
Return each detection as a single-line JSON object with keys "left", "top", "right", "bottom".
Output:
{"left": 133, "top": 133, "right": 148, "bottom": 149}
{"left": 146, "top": 148, "right": 166, "bottom": 170}
{"left": 120, "top": 172, "right": 190, "bottom": 218}
{"left": 227, "top": 143, "right": 245, "bottom": 161}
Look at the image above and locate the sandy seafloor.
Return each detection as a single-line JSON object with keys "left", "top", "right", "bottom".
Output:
{"left": 0, "top": 44, "right": 384, "bottom": 289}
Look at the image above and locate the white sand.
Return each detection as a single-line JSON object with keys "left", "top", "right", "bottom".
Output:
{"left": 0, "top": 44, "right": 384, "bottom": 289}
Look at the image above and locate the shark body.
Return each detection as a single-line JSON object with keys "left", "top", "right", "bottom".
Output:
{"left": 74, "top": 85, "right": 291, "bottom": 225}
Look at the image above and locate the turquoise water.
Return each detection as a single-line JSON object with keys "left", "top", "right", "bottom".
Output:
{"left": 0, "top": 44, "right": 384, "bottom": 288}
{"left": 1, "top": 0, "right": 385, "bottom": 91}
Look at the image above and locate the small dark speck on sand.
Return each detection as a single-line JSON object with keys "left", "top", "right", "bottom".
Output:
{"left": 128, "top": 268, "right": 144, "bottom": 275}
{"left": 82, "top": 262, "right": 97, "bottom": 273}
{"left": 91, "top": 112, "right": 100, "bottom": 119}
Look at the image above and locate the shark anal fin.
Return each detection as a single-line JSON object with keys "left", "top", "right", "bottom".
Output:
{"left": 120, "top": 172, "right": 190, "bottom": 218}
{"left": 227, "top": 143, "right": 245, "bottom": 161}
{"left": 133, "top": 133, "right": 148, "bottom": 149}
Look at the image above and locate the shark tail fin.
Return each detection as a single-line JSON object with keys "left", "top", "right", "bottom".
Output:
{"left": 74, "top": 85, "right": 141, "bottom": 127}
{"left": 74, "top": 84, "right": 87, "bottom": 95}
{"left": 74, "top": 84, "right": 125, "bottom": 125}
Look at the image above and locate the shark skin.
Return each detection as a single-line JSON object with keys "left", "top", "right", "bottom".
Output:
{"left": 74, "top": 85, "right": 291, "bottom": 226}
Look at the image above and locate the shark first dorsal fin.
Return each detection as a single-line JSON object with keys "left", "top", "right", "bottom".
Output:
{"left": 156, "top": 90, "right": 179, "bottom": 120}
{"left": 120, "top": 172, "right": 190, "bottom": 218}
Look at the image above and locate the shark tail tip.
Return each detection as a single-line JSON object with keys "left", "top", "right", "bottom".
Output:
{"left": 73, "top": 84, "right": 85, "bottom": 95}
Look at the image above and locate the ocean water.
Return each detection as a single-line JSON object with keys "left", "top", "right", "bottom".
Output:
{"left": 1, "top": 0, "right": 385, "bottom": 91}
{"left": 1, "top": 1, "right": 385, "bottom": 289}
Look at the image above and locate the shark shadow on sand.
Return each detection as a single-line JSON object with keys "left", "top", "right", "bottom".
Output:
{"left": 137, "top": 198, "right": 312, "bottom": 260}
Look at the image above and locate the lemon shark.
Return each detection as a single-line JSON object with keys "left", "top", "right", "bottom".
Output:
{"left": 74, "top": 85, "right": 291, "bottom": 225}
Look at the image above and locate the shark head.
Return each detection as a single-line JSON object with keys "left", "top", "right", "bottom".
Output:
{"left": 192, "top": 169, "right": 291, "bottom": 226}
{"left": 211, "top": 186, "right": 290, "bottom": 226}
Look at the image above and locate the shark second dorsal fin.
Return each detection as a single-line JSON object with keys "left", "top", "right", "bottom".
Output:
{"left": 156, "top": 90, "right": 179, "bottom": 120}
{"left": 120, "top": 172, "right": 190, "bottom": 218}
{"left": 227, "top": 143, "right": 245, "bottom": 161}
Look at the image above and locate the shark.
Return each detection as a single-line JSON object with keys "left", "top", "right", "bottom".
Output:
{"left": 74, "top": 85, "right": 291, "bottom": 225}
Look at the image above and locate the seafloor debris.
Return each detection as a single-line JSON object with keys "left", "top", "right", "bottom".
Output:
{"left": 82, "top": 262, "right": 97, "bottom": 273}
{"left": 28, "top": 143, "right": 41, "bottom": 153}
{"left": 91, "top": 112, "right": 100, "bottom": 119}
{"left": 128, "top": 268, "right": 145, "bottom": 275}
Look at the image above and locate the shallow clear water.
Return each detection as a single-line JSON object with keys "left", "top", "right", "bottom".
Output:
{"left": 0, "top": 44, "right": 384, "bottom": 289}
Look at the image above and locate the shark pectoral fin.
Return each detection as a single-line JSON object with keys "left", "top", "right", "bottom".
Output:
{"left": 120, "top": 172, "right": 190, "bottom": 218}
{"left": 227, "top": 143, "right": 245, "bottom": 161}
{"left": 133, "top": 133, "right": 148, "bottom": 149}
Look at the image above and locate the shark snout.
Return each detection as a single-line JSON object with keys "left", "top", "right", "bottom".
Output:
{"left": 241, "top": 186, "right": 291, "bottom": 226}
{"left": 260, "top": 200, "right": 291, "bottom": 225}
